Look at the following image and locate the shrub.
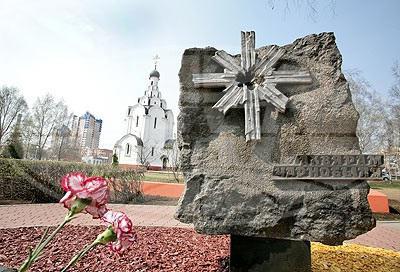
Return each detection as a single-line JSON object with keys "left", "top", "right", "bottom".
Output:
{"left": 92, "top": 165, "right": 145, "bottom": 204}
{"left": 0, "top": 158, "right": 144, "bottom": 204}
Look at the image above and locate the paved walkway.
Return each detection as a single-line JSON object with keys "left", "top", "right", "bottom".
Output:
{"left": 0, "top": 204, "right": 399, "bottom": 252}
{"left": 0, "top": 204, "right": 190, "bottom": 229}
{"left": 346, "top": 221, "right": 400, "bottom": 252}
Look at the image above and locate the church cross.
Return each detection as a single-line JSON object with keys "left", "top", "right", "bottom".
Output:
{"left": 192, "top": 31, "right": 312, "bottom": 142}
{"left": 153, "top": 54, "right": 160, "bottom": 69}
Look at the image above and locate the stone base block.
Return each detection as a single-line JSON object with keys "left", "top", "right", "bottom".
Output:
{"left": 230, "top": 235, "right": 311, "bottom": 272}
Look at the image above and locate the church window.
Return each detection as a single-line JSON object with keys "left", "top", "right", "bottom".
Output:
{"left": 126, "top": 143, "right": 131, "bottom": 155}
{"left": 151, "top": 147, "right": 154, "bottom": 156}
{"left": 154, "top": 117, "right": 157, "bottom": 128}
{"left": 136, "top": 116, "right": 139, "bottom": 127}
{"left": 160, "top": 102, "right": 163, "bottom": 107}
{"left": 151, "top": 81, "right": 153, "bottom": 86}
{"left": 128, "top": 108, "right": 131, "bottom": 115}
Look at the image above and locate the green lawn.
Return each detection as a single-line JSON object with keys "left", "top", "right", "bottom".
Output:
{"left": 143, "top": 171, "right": 184, "bottom": 183}
{"left": 368, "top": 181, "right": 400, "bottom": 190}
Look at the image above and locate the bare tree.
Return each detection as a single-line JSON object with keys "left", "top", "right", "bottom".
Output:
{"left": 267, "top": 0, "right": 336, "bottom": 21}
{"left": 0, "top": 86, "right": 27, "bottom": 145}
{"left": 31, "top": 94, "right": 68, "bottom": 160}
{"left": 49, "top": 113, "right": 75, "bottom": 161}
{"left": 20, "top": 114, "right": 35, "bottom": 159}
{"left": 346, "top": 70, "right": 388, "bottom": 153}
{"left": 388, "top": 61, "right": 400, "bottom": 148}
{"left": 137, "top": 140, "right": 158, "bottom": 168}
{"left": 163, "top": 140, "right": 182, "bottom": 182}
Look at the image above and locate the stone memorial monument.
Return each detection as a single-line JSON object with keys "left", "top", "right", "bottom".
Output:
{"left": 175, "top": 31, "right": 380, "bottom": 271}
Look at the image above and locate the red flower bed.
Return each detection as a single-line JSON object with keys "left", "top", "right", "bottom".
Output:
{"left": 0, "top": 226, "right": 229, "bottom": 271}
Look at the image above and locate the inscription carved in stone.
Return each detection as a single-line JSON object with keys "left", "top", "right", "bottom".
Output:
{"left": 273, "top": 155, "right": 384, "bottom": 180}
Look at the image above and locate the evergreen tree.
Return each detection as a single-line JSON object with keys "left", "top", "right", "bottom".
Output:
{"left": 2, "top": 120, "right": 24, "bottom": 159}
{"left": 112, "top": 153, "right": 119, "bottom": 166}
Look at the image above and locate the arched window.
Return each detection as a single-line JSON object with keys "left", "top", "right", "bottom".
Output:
{"left": 154, "top": 117, "right": 157, "bottom": 128}
{"left": 126, "top": 143, "right": 130, "bottom": 155}
{"left": 136, "top": 116, "right": 139, "bottom": 127}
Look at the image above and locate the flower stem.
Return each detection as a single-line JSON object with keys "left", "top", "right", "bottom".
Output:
{"left": 60, "top": 241, "right": 99, "bottom": 272}
{"left": 18, "top": 213, "right": 74, "bottom": 272}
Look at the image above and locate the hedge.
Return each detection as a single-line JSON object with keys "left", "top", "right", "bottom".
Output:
{"left": 0, "top": 158, "right": 144, "bottom": 204}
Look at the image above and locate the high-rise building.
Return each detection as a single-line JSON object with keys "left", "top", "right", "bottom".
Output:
{"left": 71, "top": 112, "right": 102, "bottom": 153}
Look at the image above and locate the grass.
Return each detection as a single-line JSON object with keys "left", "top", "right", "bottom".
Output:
{"left": 368, "top": 181, "right": 400, "bottom": 190}
{"left": 134, "top": 195, "right": 180, "bottom": 206}
{"left": 143, "top": 171, "right": 184, "bottom": 183}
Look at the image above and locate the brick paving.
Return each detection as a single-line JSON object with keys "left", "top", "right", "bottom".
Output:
{"left": 0, "top": 204, "right": 191, "bottom": 229}
{"left": 346, "top": 222, "right": 400, "bottom": 252}
{"left": 0, "top": 204, "right": 399, "bottom": 252}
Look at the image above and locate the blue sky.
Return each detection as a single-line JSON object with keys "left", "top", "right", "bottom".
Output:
{"left": 0, "top": 0, "right": 398, "bottom": 148}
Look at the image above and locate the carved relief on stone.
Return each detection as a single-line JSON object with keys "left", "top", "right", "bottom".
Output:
{"left": 192, "top": 31, "right": 312, "bottom": 141}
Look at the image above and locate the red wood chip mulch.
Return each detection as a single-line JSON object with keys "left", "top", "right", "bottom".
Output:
{"left": 0, "top": 226, "right": 229, "bottom": 271}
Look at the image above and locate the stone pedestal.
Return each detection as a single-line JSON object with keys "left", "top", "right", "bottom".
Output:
{"left": 230, "top": 235, "right": 311, "bottom": 272}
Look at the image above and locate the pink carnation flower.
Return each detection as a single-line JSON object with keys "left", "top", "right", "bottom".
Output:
{"left": 60, "top": 172, "right": 109, "bottom": 218}
{"left": 101, "top": 210, "right": 136, "bottom": 254}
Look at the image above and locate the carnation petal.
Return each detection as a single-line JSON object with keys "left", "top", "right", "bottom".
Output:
{"left": 60, "top": 191, "right": 75, "bottom": 209}
{"left": 100, "top": 210, "right": 135, "bottom": 254}
{"left": 83, "top": 177, "right": 108, "bottom": 192}
{"left": 62, "top": 173, "right": 86, "bottom": 193}
{"left": 85, "top": 204, "right": 108, "bottom": 219}
{"left": 60, "top": 173, "right": 110, "bottom": 217}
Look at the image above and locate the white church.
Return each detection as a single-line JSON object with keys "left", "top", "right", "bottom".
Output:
{"left": 113, "top": 67, "right": 175, "bottom": 170}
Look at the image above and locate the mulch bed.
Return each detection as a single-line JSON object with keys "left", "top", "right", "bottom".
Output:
{"left": 0, "top": 226, "right": 229, "bottom": 272}
{"left": 1, "top": 226, "right": 400, "bottom": 272}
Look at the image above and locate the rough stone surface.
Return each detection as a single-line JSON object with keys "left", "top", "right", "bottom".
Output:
{"left": 175, "top": 32, "right": 375, "bottom": 245}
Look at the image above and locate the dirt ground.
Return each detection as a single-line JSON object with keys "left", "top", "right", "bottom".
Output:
{"left": 376, "top": 188, "right": 400, "bottom": 201}
{"left": 137, "top": 195, "right": 180, "bottom": 206}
